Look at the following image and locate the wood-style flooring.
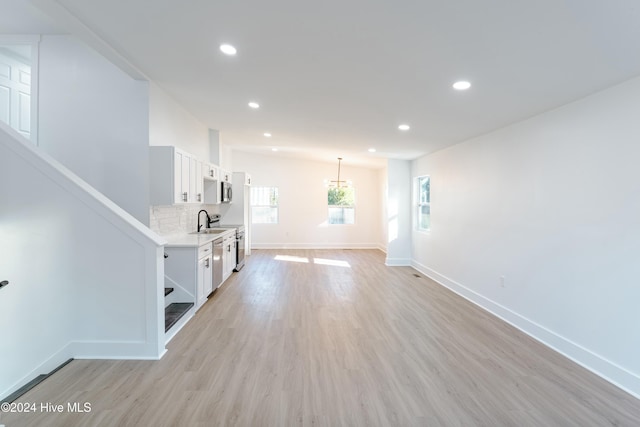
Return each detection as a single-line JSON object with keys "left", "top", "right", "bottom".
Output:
{"left": 2, "top": 249, "right": 639, "bottom": 426}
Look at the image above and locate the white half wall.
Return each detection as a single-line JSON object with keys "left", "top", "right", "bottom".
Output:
{"left": 0, "top": 123, "right": 165, "bottom": 400}
{"left": 232, "top": 151, "right": 383, "bottom": 249}
{"left": 149, "top": 82, "right": 210, "bottom": 160}
{"left": 411, "top": 76, "right": 640, "bottom": 397}
{"left": 38, "top": 35, "right": 150, "bottom": 225}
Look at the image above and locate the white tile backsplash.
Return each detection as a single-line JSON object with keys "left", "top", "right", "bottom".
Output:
{"left": 150, "top": 204, "right": 220, "bottom": 236}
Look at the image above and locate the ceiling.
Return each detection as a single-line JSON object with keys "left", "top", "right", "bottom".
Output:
{"left": 10, "top": 1, "right": 640, "bottom": 167}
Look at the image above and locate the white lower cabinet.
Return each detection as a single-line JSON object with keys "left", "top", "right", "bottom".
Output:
{"left": 164, "top": 232, "right": 235, "bottom": 320}
{"left": 197, "top": 244, "right": 213, "bottom": 309}
{"left": 222, "top": 234, "right": 236, "bottom": 281}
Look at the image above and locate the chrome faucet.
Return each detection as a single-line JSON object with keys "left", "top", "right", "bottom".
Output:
{"left": 197, "top": 209, "right": 211, "bottom": 232}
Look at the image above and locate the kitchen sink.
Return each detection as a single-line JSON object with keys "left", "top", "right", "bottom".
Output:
{"left": 190, "top": 229, "right": 227, "bottom": 235}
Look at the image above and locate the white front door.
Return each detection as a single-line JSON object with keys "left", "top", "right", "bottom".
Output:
{"left": 0, "top": 48, "right": 31, "bottom": 139}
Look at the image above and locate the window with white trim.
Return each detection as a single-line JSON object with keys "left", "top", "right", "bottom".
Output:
{"left": 251, "top": 186, "right": 279, "bottom": 224}
{"left": 417, "top": 176, "right": 430, "bottom": 231}
{"left": 328, "top": 187, "right": 355, "bottom": 225}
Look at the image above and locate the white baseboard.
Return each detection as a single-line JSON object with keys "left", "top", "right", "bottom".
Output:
{"left": 69, "top": 340, "right": 165, "bottom": 360}
{"left": 0, "top": 343, "right": 74, "bottom": 401}
{"left": 411, "top": 259, "right": 640, "bottom": 399}
{"left": 385, "top": 257, "right": 411, "bottom": 266}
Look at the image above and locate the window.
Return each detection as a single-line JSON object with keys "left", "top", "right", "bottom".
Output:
{"left": 328, "top": 187, "right": 355, "bottom": 225}
{"left": 417, "top": 176, "right": 430, "bottom": 231}
{"left": 251, "top": 187, "right": 278, "bottom": 224}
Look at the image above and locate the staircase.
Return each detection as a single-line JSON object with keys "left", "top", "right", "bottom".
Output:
{"left": 163, "top": 287, "right": 193, "bottom": 331}
{"left": 163, "top": 254, "right": 194, "bottom": 339}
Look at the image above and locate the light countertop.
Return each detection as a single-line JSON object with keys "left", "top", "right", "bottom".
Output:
{"left": 163, "top": 228, "right": 236, "bottom": 248}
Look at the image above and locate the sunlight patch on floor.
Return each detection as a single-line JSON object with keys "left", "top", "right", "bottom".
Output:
{"left": 274, "top": 255, "right": 309, "bottom": 263}
{"left": 274, "top": 255, "right": 351, "bottom": 268}
{"left": 313, "top": 258, "right": 351, "bottom": 268}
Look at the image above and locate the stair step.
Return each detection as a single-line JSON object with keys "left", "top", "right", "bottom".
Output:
{"left": 165, "top": 302, "right": 194, "bottom": 332}
{"left": 164, "top": 287, "right": 174, "bottom": 297}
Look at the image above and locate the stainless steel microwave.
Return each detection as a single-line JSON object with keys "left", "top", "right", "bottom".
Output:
{"left": 221, "top": 181, "right": 232, "bottom": 203}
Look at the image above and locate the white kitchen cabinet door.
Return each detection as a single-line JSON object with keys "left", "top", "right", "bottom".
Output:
{"left": 194, "top": 160, "right": 203, "bottom": 203}
{"left": 197, "top": 254, "right": 212, "bottom": 309}
{"left": 181, "top": 152, "right": 191, "bottom": 202}
{"left": 197, "top": 241, "right": 213, "bottom": 309}
{"left": 150, "top": 146, "right": 209, "bottom": 205}
{"left": 222, "top": 235, "right": 236, "bottom": 281}
{"left": 203, "top": 253, "right": 213, "bottom": 296}
{"left": 173, "top": 150, "right": 183, "bottom": 203}
{"left": 204, "top": 163, "right": 218, "bottom": 181}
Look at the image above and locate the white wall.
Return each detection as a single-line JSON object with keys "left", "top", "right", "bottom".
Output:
{"left": 0, "top": 123, "right": 165, "bottom": 400}
{"left": 147, "top": 83, "right": 224, "bottom": 233}
{"left": 385, "top": 159, "right": 412, "bottom": 265}
{"left": 378, "top": 165, "right": 388, "bottom": 252}
{"left": 232, "top": 151, "right": 384, "bottom": 248}
{"left": 38, "top": 35, "right": 150, "bottom": 225}
{"left": 149, "top": 82, "right": 210, "bottom": 161}
{"left": 411, "top": 76, "right": 640, "bottom": 397}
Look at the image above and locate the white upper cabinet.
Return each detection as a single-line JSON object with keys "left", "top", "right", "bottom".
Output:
{"left": 192, "top": 158, "right": 203, "bottom": 203}
{"left": 150, "top": 146, "right": 235, "bottom": 205}
{"left": 176, "top": 149, "right": 189, "bottom": 202}
{"left": 204, "top": 163, "right": 218, "bottom": 181}
{"left": 150, "top": 146, "right": 204, "bottom": 205}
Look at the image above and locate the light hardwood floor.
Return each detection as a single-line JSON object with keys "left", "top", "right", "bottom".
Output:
{"left": 2, "top": 249, "right": 640, "bottom": 426}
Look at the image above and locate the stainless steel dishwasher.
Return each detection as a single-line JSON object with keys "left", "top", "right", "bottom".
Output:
{"left": 212, "top": 237, "right": 224, "bottom": 290}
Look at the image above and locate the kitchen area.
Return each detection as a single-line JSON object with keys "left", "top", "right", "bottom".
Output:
{"left": 148, "top": 145, "right": 252, "bottom": 341}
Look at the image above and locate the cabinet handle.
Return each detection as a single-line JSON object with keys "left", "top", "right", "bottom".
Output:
{"left": 210, "top": 170, "right": 214, "bottom": 177}
{"left": 205, "top": 259, "right": 210, "bottom": 268}
{"left": 182, "top": 192, "right": 188, "bottom": 202}
{"left": 197, "top": 193, "right": 202, "bottom": 202}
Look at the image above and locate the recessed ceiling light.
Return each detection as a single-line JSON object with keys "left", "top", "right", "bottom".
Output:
{"left": 219, "top": 44, "right": 237, "bottom": 55}
{"left": 368, "top": 148, "right": 376, "bottom": 153}
{"left": 272, "top": 148, "right": 278, "bottom": 152}
{"left": 398, "top": 124, "right": 410, "bottom": 131}
{"left": 453, "top": 81, "right": 471, "bottom": 90}
{"left": 248, "top": 102, "right": 260, "bottom": 109}
{"left": 264, "top": 132, "right": 272, "bottom": 137}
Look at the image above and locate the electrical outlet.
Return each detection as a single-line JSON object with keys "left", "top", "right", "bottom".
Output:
{"left": 500, "top": 276, "right": 505, "bottom": 288}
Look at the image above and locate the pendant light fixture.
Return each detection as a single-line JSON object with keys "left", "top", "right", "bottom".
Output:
{"left": 326, "top": 157, "right": 352, "bottom": 188}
